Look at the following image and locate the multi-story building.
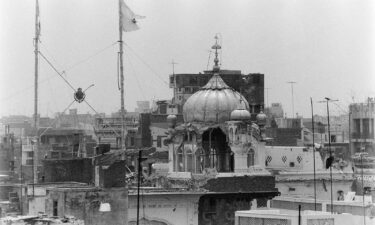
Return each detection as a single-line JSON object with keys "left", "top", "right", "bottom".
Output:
{"left": 350, "top": 97, "right": 375, "bottom": 155}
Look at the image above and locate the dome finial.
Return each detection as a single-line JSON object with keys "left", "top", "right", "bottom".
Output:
{"left": 212, "top": 34, "right": 221, "bottom": 72}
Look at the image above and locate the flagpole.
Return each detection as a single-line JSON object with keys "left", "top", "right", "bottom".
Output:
{"left": 118, "top": 1, "right": 128, "bottom": 225}
{"left": 118, "top": 0, "right": 126, "bottom": 152}
{"left": 33, "top": 0, "right": 40, "bottom": 196}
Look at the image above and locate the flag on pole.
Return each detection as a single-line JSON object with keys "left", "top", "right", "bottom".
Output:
{"left": 120, "top": 0, "right": 144, "bottom": 32}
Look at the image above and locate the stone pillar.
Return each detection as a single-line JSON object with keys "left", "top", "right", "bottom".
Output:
{"left": 230, "top": 146, "right": 248, "bottom": 173}
{"left": 168, "top": 143, "right": 174, "bottom": 172}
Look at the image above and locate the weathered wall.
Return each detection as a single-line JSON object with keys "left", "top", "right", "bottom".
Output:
{"left": 128, "top": 193, "right": 200, "bottom": 225}
{"left": 103, "top": 161, "right": 126, "bottom": 188}
{"left": 276, "top": 179, "right": 352, "bottom": 200}
{"left": 43, "top": 158, "right": 92, "bottom": 184}
{"left": 46, "top": 188, "right": 127, "bottom": 225}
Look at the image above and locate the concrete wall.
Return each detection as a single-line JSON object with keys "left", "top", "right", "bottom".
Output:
{"left": 128, "top": 193, "right": 200, "bottom": 225}
{"left": 43, "top": 158, "right": 93, "bottom": 184}
{"left": 271, "top": 196, "right": 375, "bottom": 216}
{"left": 276, "top": 179, "right": 353, "bottom": 200}
{"left": 46, "top": 188, "right": 127, "bottom": 225}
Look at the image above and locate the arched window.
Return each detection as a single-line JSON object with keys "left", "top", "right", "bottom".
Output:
{"left": 210, "top": 148, "right": 217, "bottom": 168}
{"left": 196, "top": 147, "right": 205, "bottom": 173}
{"left": 186, "top": 149, "right": 193, "bottom": 172}
{"left": 234, "top": 128, "right": 239, "bottom": 143}
{"left": 177, "top": 147, "right": 184, "bottom": 172}
{"left": 229, "top": 128, "right": 233, "bottom": 142}
{"left": 247, "top": 149, "right": 255, "bottom": 167}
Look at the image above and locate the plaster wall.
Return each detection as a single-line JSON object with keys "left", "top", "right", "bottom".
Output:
{"left": 128, "top": 194, "right": 200, "bottom": 225}
{"left": 46, "top": 188, "right": 127, "bottom": 225}
{"left": 265, "top": 146, "right": 324, "bottom": 171}
{"left": 28, "top": 196, "right": 46, "bottom": 215}
{"left": 276, "top": 179, "right": 353, "bottom": 200}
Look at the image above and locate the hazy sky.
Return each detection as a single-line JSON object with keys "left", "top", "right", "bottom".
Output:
{"left": 1, "top": 0, "right": 374, "bottom": 118}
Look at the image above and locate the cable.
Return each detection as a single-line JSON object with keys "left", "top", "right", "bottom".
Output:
{"left": 83, "top": 99, "right": 121, "bottom": 137}
{"left": 0, "top": 74, "right": 62, "bottom": 102}
{"left": 123, "top": 43, "right": 168, "bottom": 86}
{"left": 39, "top": 42, "right": 64, "bottom": 71}
{"left": 64, "top": 41, "right": 117, "bottom": 72}
{"left": 39, "top": 51, "right": 76, "bottom": 91}
{"left": 123, "top": 50, "right": 147, "bottom": 99}
{"left": 38, "top": 100, "right": 76, "bottom": 137}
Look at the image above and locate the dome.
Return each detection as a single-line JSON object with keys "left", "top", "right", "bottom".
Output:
{"left": 167, "top": 114, "right": 177, "bottom": 128}
{"left": 256, "top": 111, "right": 267, "bottom": 126}
{"left": 230, "top": 109, "right": 251, "bottom": 121}
{"left": 183, "top": 74, "right": 249, "bottom": 123}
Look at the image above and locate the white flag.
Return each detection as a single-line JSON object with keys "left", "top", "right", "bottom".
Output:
{"left": 120, "top": 0, "right": 145, "bottom": 32}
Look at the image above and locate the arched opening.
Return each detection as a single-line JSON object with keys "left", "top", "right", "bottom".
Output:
{"left": 247, "top": 148, "right": 255, "bottom": 167}
{"left": 177, "top": 147, "right": 184, "bottom": 172}
{"left": 186, "top": 148, "right": 193, "bottom": 172}
{"left": 202, "top": 128, "right": 232, "bottom": 172}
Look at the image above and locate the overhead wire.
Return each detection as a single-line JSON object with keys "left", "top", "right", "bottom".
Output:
{"left": 39, "top": 51, "right": 76, "bottom": 91}
{"left": 123, "top": 50, "right": 147, "bottom": 100}
{"left": 64, "top": 41, "right": 117, "bottom": 73}
{"left": 123, "top": 42, "right": 169, "bottom": 86}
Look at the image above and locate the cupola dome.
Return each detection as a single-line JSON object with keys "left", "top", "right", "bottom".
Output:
{"left": 230, "top": 108, "right": 251, "bottom": 121}
{"left": 183, "top": 74, "right": 249, "bottom": 123}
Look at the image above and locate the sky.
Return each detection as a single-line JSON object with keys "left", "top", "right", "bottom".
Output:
{"left": 0, "top": 0, "right": 374, "bottom": 118}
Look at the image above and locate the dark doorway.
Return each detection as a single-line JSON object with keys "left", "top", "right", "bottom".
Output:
{"left": 201, "top": 128, "right": 232, "bottom": 172}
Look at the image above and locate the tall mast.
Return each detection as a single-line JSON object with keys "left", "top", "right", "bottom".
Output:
{"left": 33, "top": 0, "right": 40, "bottom": 190}
{"left": 118, "top": 0, "right": 126, "bottom": 151}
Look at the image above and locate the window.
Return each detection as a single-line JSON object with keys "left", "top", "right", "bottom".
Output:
{"left": 289, "top": 162, "right": 295, "bottom": 167}
{"left": 186, "top": 149, "right": 193, "bottom": 172}
{"left": 229, "top": 128, "right": 233, "bottom": 142}
{"left": 53, "top": 201, "right": 58, "bottom": 216}
{"left": 130, "top": 137, "right": 135, "bottom": 146}
{"left": 157, "top": 136, "right": 162, "bottom": 148}
{"left": 247, "top": 149, "right": 255, "bottom": 167}
{"left": 51, "top": 152, "right": 59, "bottom": 159}
{"left": 177, "top": 147, "right": 184, "bottom": 172}
{"left": 27, "top": 152, "right": 34, "bottom": 158}
{"left": 26, "top": 159, "right": 33, "bottom": 165}
{"left": 196, "top": 148, "right": 204, "bottom": 173}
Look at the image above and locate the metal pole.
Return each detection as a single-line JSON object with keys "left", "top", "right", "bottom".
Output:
{"left": 118, "top": 0, "right": 126, "bottom": 152}
{"left": 361, "top": 153, "right": 366, "bottom": 225}
{"left": 287, "top": 82, "right": 296, "bottom": 118}
{"left": 326, "top": 99, "right": 333, "bottom": 214}
{"left": 20, "top": 135, "right": 23, "bottom": 215}
{"left": 311, "top": 98, "right": 317, "bottom": 211}
{"left": 33, "top": 0, "right": 40, "bottom": 195}
{"left": 137, "top": 150, "right": 142, "bottom": 225}
{"left": 171, "top": 60, "right": 178, "bottom": 104}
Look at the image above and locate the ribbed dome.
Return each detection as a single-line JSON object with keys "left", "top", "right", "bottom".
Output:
{"left": 256, "top": 111, "right": 267, "bottom": 126}
{"left": 230, "top": 109, "right": 251, "bottom": 121}
{"left": 183, "top": 74, "right": 249, "bottom": 123}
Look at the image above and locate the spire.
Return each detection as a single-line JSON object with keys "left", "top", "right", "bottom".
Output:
{"left": 211, "top": 34, "right": 221, "bottom": 72}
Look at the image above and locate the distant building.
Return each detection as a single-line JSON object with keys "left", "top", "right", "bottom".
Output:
{"left": 94, "top": 111, "right": 140, "bottom": 149}
{"left": 55, "top": 109, "right": 94, "bottom": 129}
{"left": 265, "top": 103, "right": 284, "bottom": 119}
{"left": 135, "top": 101, "right": 150, "bottom": 113}
{"left": 350, "top": 97, "right": 375, "bottom": 155}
